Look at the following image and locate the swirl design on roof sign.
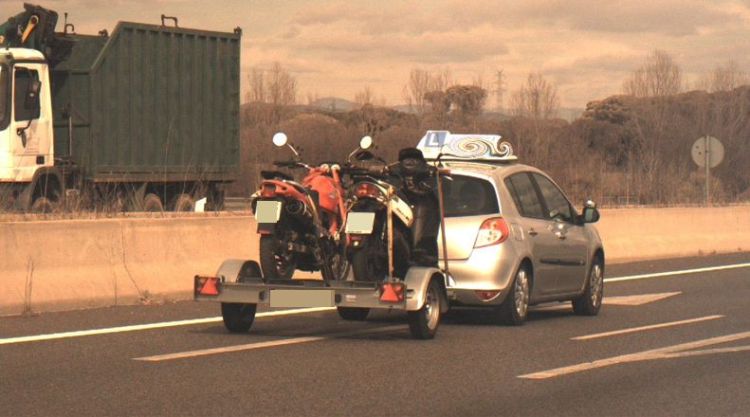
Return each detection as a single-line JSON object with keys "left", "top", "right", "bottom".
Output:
{"left": 447, "top": 137, "right": 515, "bottom": 159}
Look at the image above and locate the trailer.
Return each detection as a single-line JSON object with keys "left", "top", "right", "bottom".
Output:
{"left": 195, "top": 259, "right": 450, "bottom": 339}
{"left": 0, "top": 4, "right": 240, "bottom": 212}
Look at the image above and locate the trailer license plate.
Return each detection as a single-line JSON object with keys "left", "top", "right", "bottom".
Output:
{"left": 345, "top": 212, "right": 376, "bottom": 234}
{"left": 270, "top": 289, "right": 334, "bottom": 308}
{"left": 255, "top": 200, "right": 282, "bottom": 223}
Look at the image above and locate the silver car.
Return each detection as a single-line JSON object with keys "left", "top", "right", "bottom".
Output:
{"left": 419, "top": 131, "right": 604, "bottom": 325}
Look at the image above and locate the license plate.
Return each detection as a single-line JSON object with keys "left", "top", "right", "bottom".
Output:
{"left": 270, "top": 289, "right": 334, "bottom": 308}
{"left": 255, "top": 200, "right": 282, "bottom": 223}
{"left": 345, "top": 212, "right": 376, "bottom": 234}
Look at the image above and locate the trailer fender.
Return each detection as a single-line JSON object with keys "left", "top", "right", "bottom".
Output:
{"left": 216, "top": 259, "right": 263, "bottom": 283}
{"left": 404, "top": 267, "right": 448, "bottom": 313}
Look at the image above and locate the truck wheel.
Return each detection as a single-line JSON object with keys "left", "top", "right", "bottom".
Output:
{"left": 496, "top": 265, "right": 530, "bottom": 326}
{"left": 171, "top": 193, "right": 195, "bottom": 212}
{"left": 30, "top": 197, "right": 57, "bottom": 213}
{"left": 407, "top": 278, "right": 443, "bottom": 339}
{"left": 259, "top": 235, "right": 296, "bottom": 280}
{"left": 572, "top": 260, "right": 604, "bottom": 316}
{"left": 142, "top": 193, "right": 164, "bottom": 212}
{"left": 337, "top": 307, "right": 370, "bottom": 321}
{"left": 221, "top": 303, "right": 257, "bottom": 333}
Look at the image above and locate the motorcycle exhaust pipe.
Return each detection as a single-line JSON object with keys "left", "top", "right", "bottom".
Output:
{"left": 285, "top": 200, "right": 311, "bottom": 218}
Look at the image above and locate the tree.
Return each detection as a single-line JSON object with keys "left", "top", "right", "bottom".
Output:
{"left": 247, "top": 68, "right": 265, "bottom": 103}
{"left": 402, "top": 68, "right": 452, "bottom": 114}
{"left": 446, "top": 85, "right": 487, "bottom": 119}
{"left": 696, "top": 60, "right": 749, "bottom": 92}
{"left": 354, "top": 86, "right": 374, "bottom": 107}
{"left": 510, "top": 72, "right": 559, "bottom": 119}
{"left": 266, "top": 62, "right": 297, "bottom": 107}
{"left": 623, "top": 50, "right": 682, "bottom": 97}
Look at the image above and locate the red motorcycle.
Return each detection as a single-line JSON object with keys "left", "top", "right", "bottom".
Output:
{"left": 251, "top": 133, "right": 349, "bottom": 281}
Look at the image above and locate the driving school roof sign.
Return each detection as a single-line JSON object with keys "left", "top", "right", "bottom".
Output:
{"left": 417, "top": 131, "right": 517, "bottom": 162}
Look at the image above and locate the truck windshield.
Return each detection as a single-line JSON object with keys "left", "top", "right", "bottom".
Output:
{"left": 0, "top": 66, "right": 7, "bottom": 129}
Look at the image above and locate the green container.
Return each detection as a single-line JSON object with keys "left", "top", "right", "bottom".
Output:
{"left": 51, "top": 22, "right": 241, "bottom": 183}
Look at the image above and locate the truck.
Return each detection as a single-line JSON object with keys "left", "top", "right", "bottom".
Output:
{"left": 0, "top": 3, "right": 240, "bottom": 212}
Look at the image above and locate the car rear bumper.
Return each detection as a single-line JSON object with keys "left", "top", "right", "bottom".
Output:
{"left": 444, "top": 243, "right": 520, "bottom": 306}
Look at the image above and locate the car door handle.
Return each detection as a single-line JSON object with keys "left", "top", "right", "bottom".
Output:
{"left": 528, "top": 228, "right": 538, "bottom": 237}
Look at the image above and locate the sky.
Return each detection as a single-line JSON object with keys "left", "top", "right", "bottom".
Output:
{"left": 8, "top": 0, "right": 750, "bottom": 107}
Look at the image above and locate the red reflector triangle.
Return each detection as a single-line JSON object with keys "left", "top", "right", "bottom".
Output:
{"left": 380, "top": 284, "right": 403, "bottom": 303}
{"left": 200, "top": 279, "right": 219, "bottom": 296}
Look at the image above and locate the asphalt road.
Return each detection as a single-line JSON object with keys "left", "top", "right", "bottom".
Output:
{"left": 1, "top": 253, "right": 749, "bottom": 417}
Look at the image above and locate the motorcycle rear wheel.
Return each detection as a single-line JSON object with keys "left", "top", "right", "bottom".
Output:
{"left": 259, "top": 235, "right": 297, "bottom": 280}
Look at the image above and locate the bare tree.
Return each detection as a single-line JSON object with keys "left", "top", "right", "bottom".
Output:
{"left": 494, "top": 69, "right": 505, "bottom": 112}
{"left": 623, "top": 50, "right": 682, "bottom": 97}
{"left": 510, "top": 72, "right": 560, "bottom": 119}
{"left": 354, "top": 86, "right": 374, "bottom": 107}
{"left": 267, "top": 62, "right": 297, "bottom": 107}
{"left": 248, "top": 67, "right": 265, "bottom": 103}
{"left": 402, "top": 67, "right": 453, "bottom": 114}
{"left": 696, "top": 60, "right": 749, "bottom": 92}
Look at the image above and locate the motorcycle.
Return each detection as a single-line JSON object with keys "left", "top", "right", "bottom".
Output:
{"left": 251, "top": 132, "right": 349, "bottom": 281}
{"left": 343, "top": 139, "right": 441, "bottom": 281}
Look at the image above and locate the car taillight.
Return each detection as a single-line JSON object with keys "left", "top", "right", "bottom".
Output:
{"left": 355, "top": 183, "right": 383, "bottom": 199}
{"left": 194, "top": 276, "right": 221, "bottom": 296}
{"left": 260, "top": 184, "right": 276, "bottom": 198}
{"left": 474, "top": 217, "right": 510, "bottom": 247}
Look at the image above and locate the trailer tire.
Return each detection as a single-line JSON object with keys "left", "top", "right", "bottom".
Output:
{"left": 337, "top": 307, "right": 370, "bottom": 321}
{"left": 407, "top": 278, "right": 443, "bottom": 339}
{"left": 221, "top": 303, "right": 257, "bottom": 333}
{"left": 142, "top": 193, "right": 164, "bottom": 212}
{"left": 172, "top": 193, "right": 195, "bottom": 212}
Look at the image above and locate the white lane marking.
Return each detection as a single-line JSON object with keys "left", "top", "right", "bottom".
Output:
{"left": 603, "top": 291, "right": 682, "bottom": 306}
{"left": 519, "top": 331, "right": 750, "bottom": 379}
{"left": 3, "top": 261, "right": 749, "bottom": 346}
{"left": 656, "top": 345, "right": 750, "bottom": 359}
{"left": 133, "top": 325, "right": 405, "bottom": 362}
{"left": 604, "top": 262, "right": 750, "bottom": 283}
{"left": 571, "top": 315, "right": 724, "bottom": 341}
{"left": 0, "top": 307, "right": 335, "bottom": 346}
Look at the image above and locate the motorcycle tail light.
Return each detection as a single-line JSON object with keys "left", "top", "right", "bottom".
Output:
{"left": 474, "top": 217, "right": 510, "bottom": 248}
{"left": 260, "top": 184, "right": 276, "bottom": 198}
{"left": 355, "top": 183, "right": 382, "bottom": 199}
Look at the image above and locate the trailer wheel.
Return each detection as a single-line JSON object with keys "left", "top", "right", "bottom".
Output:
{"left": 221, "top": 303, "right": 257, "bottom": 333}
{"left": 337, "top": 307, "right": 370, "bottom": 321}
{"left": 407, "top": 278, "right": 443, "bottom": 339}
{"left": 171, "top": 193, "right": 195, "bottom": 212}
{"left": 142, "top": 193, "right": 164, "bottom": 212}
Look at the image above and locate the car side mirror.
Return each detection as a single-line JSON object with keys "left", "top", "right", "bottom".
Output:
{"left": 581, "top": 200, "right": 600, "bottom": 223}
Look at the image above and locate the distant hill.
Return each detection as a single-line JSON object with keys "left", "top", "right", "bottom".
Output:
{"left": 309, "top": 97, "right": 357, "bottom": 112}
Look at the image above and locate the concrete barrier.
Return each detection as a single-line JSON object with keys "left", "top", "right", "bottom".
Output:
{"left": 1, "top": 206, "right": 748, "bottom": 316}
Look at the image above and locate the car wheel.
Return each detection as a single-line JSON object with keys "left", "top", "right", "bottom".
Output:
{"left": 497, "top": 265, "right": 530, "bottom": 326}
{"left": 572, "top": 259, "right": 604, "bottom": 316}
{"left": 337, "top": 307, "right": 370, "bottom": 321}
{"left": 221, "top": 303, "right": 257, "bottom": 333}
{"left": 407, "top": 278, "right": 443, "bottom": 339}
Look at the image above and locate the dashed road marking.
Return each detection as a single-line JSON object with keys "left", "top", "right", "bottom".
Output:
{"left": 571, "top": 315, "right": 724, "bottom": 340}
{"left": 603, "top": 291, "right": 682, "bottom": 306}
{"left": 604, "top": 262, "right": 750, "bottom": 283}
{"left": 519, "top": 331, "right": 750, "bottom": 379}
{"left": 133, "top": 325, "right": 405, "bottom": 362}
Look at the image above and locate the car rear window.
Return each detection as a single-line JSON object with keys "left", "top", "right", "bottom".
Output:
{"left": 442, "top": 175, "right": 499, "bottom": 217}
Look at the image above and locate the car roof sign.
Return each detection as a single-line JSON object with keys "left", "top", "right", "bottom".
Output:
{"left": 417, "top": 130, "right": 517, "bottom": 162}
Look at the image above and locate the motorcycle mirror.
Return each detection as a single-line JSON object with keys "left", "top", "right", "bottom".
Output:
{"left": 359, "top": 136, "right": 373, "bottom": 150}
{"left": 272, "top": 132, "right": 288, "bottom": 147}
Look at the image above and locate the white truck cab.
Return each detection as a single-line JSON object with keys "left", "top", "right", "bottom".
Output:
{"left": 0, "top": 48, "right": 54, "bottom": 183}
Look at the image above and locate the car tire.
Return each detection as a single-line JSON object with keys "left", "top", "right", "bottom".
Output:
{"left": 221, "top": 302, "right": 257, "bottom": 333}
{"left": 497, "top": 265, "right": 530, "bottom": 326}
{"left": 30, "top": 197, "right": 58, "bottom": 213}
{"left": 407, "top": 278, "right": 443, "bottom": 339}
{"left": 142, "top": 193, "right": 164, "bottom": 212}
{"left": 572, "top": 259, "right": 604, "bottom": 316}
{"left": 171, "top": 193, "right": 195, "bottom": 212}
{"left": 336, "top": 307, "right": 370, "bottom": 321}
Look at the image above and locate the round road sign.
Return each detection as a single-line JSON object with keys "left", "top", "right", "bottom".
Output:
{"left": 691, "top": 136, "right": 724, "bottom": 168}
